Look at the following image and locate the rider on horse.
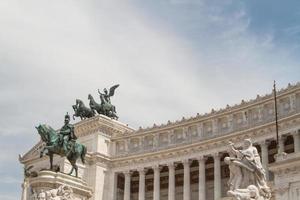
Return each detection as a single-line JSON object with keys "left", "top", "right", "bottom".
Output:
{"left": 59, "top": 113, "right": 77, "bottom": 157}
{"left": 98, "top": 88, "right": 111, "bottom": 105}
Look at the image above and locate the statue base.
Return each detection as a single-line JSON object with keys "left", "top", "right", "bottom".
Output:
{"left": 26, "top": 170, "right": 93, "bottom": 200}
{"left": 220, "top": 197, "right": 235, "bottom": 200}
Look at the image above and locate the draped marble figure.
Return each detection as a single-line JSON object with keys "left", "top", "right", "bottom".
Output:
{"left": 225, "top": 139, "right": 271, "bottom": 200}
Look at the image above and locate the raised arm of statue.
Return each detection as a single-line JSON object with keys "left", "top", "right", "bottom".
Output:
{"left": 229, "top": 142, "right": 240, "bottom": 156}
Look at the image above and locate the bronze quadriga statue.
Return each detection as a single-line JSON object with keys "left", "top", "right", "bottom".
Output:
{"left": 73, "top": 84, "right": 119, "bottom": 120}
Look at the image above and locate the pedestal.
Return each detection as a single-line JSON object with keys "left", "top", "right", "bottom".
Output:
{"left": 27, "top": 170, "right": 93, "bottom": 200}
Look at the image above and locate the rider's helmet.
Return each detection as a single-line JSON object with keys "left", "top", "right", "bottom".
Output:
{"left": 65, "top": 112, "right": 70, "bottom": 121}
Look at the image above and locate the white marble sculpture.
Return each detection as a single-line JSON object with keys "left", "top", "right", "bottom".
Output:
{"left": 225, "top": 139, "right": 271, "bottom": 200}
{"left": 32, "top": 185, "right": 73, "bottom": 200}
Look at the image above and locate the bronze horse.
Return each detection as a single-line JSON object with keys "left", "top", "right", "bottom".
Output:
{"left": 36, "top": 124, "right": 87, "bottom": 177}
{"left": 72, "top": 99, "right": 95, "bottom": 120}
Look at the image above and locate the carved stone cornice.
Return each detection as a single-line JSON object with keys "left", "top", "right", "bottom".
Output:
{"left": 86, "top": 152, "right": 111, "bottom": 167}
{"left": 19, "top": 141, "right": 44, "bottom": 164}
{"left": 269, "top": 152, "right": 300, "bottom": 175}
{"left": 75, "top": 115, "right": 134, "bottom": 138}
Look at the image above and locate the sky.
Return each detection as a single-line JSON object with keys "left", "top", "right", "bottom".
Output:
{"left": 0, "top": 0, "right": 300, "bottom": 199}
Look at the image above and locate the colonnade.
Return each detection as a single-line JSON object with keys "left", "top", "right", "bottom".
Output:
{"left": 116, "top": 130, "right": 300, "bottom": 200}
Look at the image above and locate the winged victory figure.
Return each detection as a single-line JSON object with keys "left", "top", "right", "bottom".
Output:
{"left": 97, "top": 84, "right": 119, "bottom": 119}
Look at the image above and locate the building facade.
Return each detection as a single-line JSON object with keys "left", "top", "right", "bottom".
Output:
{"left": 20, "top": 83, "right": 300, "bottom": 200}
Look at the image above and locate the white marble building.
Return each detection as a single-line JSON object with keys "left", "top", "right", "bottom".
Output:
{"left": 20, "top": 82, "right": 300, "bottom": 200}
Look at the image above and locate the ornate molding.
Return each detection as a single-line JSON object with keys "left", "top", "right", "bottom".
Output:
{"left": 110, "top": 115, "right": 300, "bottom": 169}
{"left": 75, "top": 115, "right": 134, "bottom": 138}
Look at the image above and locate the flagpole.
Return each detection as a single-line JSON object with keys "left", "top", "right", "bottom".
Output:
{"left": 273, "top": 80, "right": 279, "bottom": 151}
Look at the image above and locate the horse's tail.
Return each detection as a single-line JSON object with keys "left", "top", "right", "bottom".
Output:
{"left": 81, "top": 145, "right": 87, "bottom": 164}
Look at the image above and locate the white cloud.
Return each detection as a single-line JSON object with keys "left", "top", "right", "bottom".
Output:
{"left": 1, "top": 0, "right": 300, "bottom": 198}
{"left": 0, "top": 0, "right": 298, "bottom": 132}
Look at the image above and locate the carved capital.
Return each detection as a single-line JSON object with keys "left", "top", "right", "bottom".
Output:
{"left": 123, "top": 170, "right": 132, "bottom": 177}
{"left": 258, "top": 140, "right": 271, "bottom": 147}
{"left": 212, "top": 152, "right": 222, "bottom": 159}
{"left": 152, "top": 164, "right": 162, "bottom": 172}
{"left": 292, "top": 130, "right": 300, "bottom": 137}
{"left": 279, "top": 135, "right": 287, "bottom": 141}
{"left": 137, "top": 168, "right": 147, "bottom": 175}
{"left": 197, "top": 155, "right": 208, "bottom": 163}
{"left": 167, "top": 162, "right": 174, "bottom": 168}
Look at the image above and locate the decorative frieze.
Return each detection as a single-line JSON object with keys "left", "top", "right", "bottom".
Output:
{"left": 111, "top": 85, "right": 300, "bottom": 157}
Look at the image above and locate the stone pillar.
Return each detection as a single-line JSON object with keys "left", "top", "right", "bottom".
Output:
{"left": 168, "top": 130, "right": 173, "bottom": 144}
{"left": 21, "top": 180, "right": 28, "bottom": 200}
{"left": 258, "top": 105, "right": 264, "bottom": 122}
{"left": 107, "top": 171, "right": 118, "bottom": 200}
{"left": 197, "top": 123, "right": 204, "bottom": 138}
{"left": 292, "top": 131, "right": 300, "bottom": 153}
{"left": 213, "top": 153, "right": 221, "bottom": 200}
{"left": 197, "top": 156, "right": 207, "bottom": 200}
{"left": 227, "top": 114, "right": 234, "bottom": 132}
{"left": 138, "top": 168, "right": 146, "bottom": 200}
{"left": 125, "top": 139, "right": 129, "bottom": 153}
{"left": 153, "top": 134, "right": 159, "bottom": 148}
{"left": 278, "top": 136, "right": 285, "bottom": 154}
{"left": 212, "top": 119, "right": 218, "bottom": 135}
{"left": 243, "top": 111, "right": 248, "bottom": 125}
{"left": 153, "top": 165, "right": 161, "bottom": 200}
{"left": 183, "top": 159, "right": 191, "bottom": 200}
{"left": 124, "top": 171, "right": 131, "bottom": 200}
{"left": 289, "top": 94, "right": 296, "bottom": 112}
{"left": 259, "top": 141, "right": 270, "bottom": 180}
{"left": 109, "top": 141, "right": 116, "bottom": 156}
{"left": 183, "top": 127, "right": 191, "bottom": 142}
{"left": 168, "top": 162, "right": 175, "bottom": 200}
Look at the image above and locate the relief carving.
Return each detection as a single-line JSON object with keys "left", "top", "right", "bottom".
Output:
{"left": 32, "top": 185, "right": 73, "bottom": 200}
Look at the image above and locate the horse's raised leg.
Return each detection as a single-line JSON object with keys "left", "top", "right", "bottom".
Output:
{"left": 68, "top": 166, "right": 74, "bottom": 176}
{"left": 49, "top": 153, "right": 53, "bottom": 170}
{"left": 68, "top": 159, "right": 78, "bottom": 177}
{"left": 40, "top": 147, "right": 45, "bottom": 158}
{"left": 68, "top": 157, "right": 75, "bottom": 176}
{"left": 74, "top": 164, "right": 78, "bottom": 177}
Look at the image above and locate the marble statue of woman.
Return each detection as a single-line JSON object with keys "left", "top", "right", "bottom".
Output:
{"left": 225, "top": 139, "right": 271, "bottom": 200}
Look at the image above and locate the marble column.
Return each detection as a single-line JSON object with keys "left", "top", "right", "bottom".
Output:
{"left": 259, "top": 141, "right": 270, "bottom": 180}
{"left": 278, "top": 136, "right": 285, "bottom": 154}
{"left": 168, "top": 162, "right": 175, "bottom": 200}
{"left": 292, "top": 131, "right": 300, "bottom": 153}
{"left": 124, "top": 171, "right": 131, "bottom": 200}
{"left": 138, "top": 168, "right": 146, "bottom": 200}
{"left": 213, "top": 153, "right": 221, "bottom": 200}
{"left": 197, "top": 123, "right": 204, "bottom": 138}
{"left": 183, "top": 159, "right": 191, "bottom": 200}
{"left": 258, "top": 105, "right": 264, "bottom": 122}
{"left": 197, "top": 156, "right": 207, "bottom": 200}
{"left": 153, "top": 165, "right": 161, "bottom": 200}
{"left": 289, "top": 94, "right": 296, "bottom": 112}
{"left": 212, "top": 119, "right": 218, "bottom": 135}
{"left": 21, "top": 180, "right": 28, "bottom": 200}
